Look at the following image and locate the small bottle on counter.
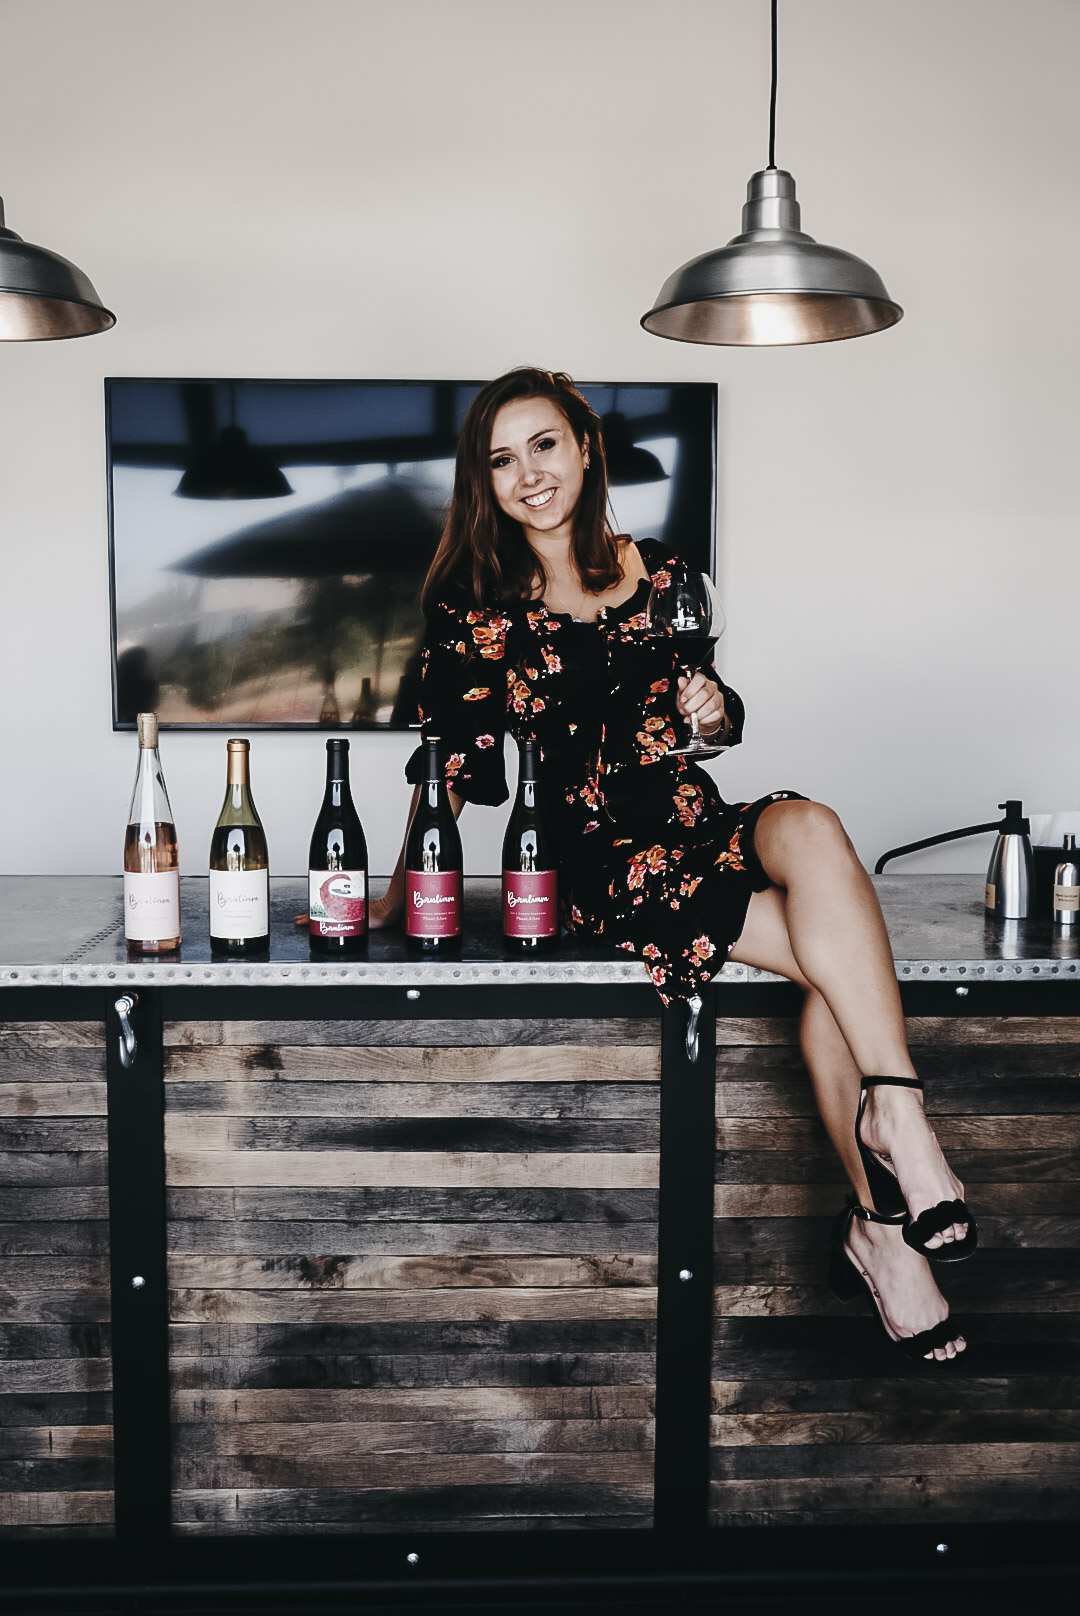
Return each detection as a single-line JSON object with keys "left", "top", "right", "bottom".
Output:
{"left": 1053, "top": 834, "right": 1079, "bottom": 928}
{"left": 209, "top": 739, "right": 270, "bottom": 954}
{"left": 405, "top": 737, "right": 463, "bottom": 951}
{"left": 985, "top": 799, "right": 1034, "bottom": 920}
{"left": 308, "top": 738, "right": 368, "bottom": 954}
{"left": 123, "top": 712, "right": 181, "bottom": 953}
{"left": 502, "top": 739, "right": 558, "bottom": 951}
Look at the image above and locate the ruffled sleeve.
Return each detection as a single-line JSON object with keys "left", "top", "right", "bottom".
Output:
{"left": 404, "top": 590, "right": 510, "bottom": 806}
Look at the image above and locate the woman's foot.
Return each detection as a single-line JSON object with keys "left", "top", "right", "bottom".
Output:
{"left": 847, "top": 1214, "right": 967, "bottom": 1361}
{"left": 859, "top": 1083, "right": 969, "bottom": 1250}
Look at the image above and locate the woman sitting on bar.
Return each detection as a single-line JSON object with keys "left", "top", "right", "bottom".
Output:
{"left": 373, "top": 367, "right": 974, "bottom": 1363}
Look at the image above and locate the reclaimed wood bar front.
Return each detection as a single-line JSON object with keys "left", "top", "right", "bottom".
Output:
{"left": 1, "top": 874, "right": 1077, "bottom": 1599}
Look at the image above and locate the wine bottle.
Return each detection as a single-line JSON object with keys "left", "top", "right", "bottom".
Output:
{"left": 405, "top": 736, "right": 463, "bottom": 950}
{"left": 308, "top": 738, "right": 368, "bottom": 954}
{"left": 209, "top": 738, "right": 269, "bottom": 954}
{"left": 123, "top": 712, "right": 181, "bottom": 953}
{"left": 502, "top": 738, "right": 558, "bottom": 951}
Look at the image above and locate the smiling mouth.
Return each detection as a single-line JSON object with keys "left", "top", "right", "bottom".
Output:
{"left": 522, "top": 488, "right": 556, "bottom": 509}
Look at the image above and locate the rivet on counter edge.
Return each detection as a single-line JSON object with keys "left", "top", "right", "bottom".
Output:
{"left": 955, "top": 986, "right": 968, "bottom": 997}
{"left": 406, "top": 1552, "right": 419, "bottom": 1566}
{"left": 935, "top": 1543, "right": 949, "bottom": 1555}
{"left": 678, "top": 1269, "right": 692, "bottom": 1282}
{"left": 131, "top": 1276, "right": 145, "bottom": 1289}
{"left": 406, "top": 990, "right": 420, "bottom": 1001}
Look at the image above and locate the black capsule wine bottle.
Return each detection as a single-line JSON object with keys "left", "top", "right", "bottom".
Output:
{"left": 209, "top": 738, "right": 270, "bottom": 955}
{"left": 502, "top": 739, "right": 558, "bottom": 951}
{"left": 405, "top": 737, "right": 463, "bottom": 950}
{"left": 308, "top": 738, "right": 368, "bottom": 954}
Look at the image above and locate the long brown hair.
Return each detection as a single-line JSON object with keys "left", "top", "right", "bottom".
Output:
{"left": 422, "top": 368, "right": 620, "bottom": 611}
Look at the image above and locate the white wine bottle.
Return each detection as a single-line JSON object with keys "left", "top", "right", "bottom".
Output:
{"left": 123, "top": 712, "right": 181, "bottom": 953}
{"left": 209, "top": 738, "right": 269, "bottom": 954}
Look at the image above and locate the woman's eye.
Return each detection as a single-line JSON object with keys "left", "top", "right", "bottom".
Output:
{"left": 490, "top": 455, "right": 512, "bottom": 469}
{"left": 535, "top": 437, "right": 556, "bottom": 453}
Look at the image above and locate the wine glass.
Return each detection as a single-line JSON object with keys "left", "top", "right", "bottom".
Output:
{"left": 645, "top": 563, "right": 728, "bottom": 760}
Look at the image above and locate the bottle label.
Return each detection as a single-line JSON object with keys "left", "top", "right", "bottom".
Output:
{"left": 309, "top": 870, "right": 367, "bottom": 937}
{"left": 210, "top": 869, "right": 269, "bottom": 938}
{"left": 985, "top": 881, "right": 996, "bottom": 911}
{"left": 406, "top": 871, "right": 462, "bottom": 937}
{"left": 124, "top": 870, "right": 180, "bottom": 942}
{"left": 1053, "top": 882, "right": 1080, "bottom": 912}
{"left": 503, "top": 870, "right": 558, "bottom": 938}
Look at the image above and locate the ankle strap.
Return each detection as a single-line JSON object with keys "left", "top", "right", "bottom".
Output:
{"left": 849, "top": 1196, "right": 907, "bottom": 1226}
{"left": 860, "top": 1075, "right": 924, "bottom": 1091}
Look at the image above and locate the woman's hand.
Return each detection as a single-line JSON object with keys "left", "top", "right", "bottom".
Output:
{"left": 677, "top": 672, "right": 726, "bottom": 738}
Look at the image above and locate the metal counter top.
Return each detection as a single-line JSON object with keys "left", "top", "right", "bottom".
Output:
{"left": 1, "top": 874, "right": 1077, "bottom": 989}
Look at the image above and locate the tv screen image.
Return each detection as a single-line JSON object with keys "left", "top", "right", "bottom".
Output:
{"left": 107, "top": 378, "right": 717, "bottom": 729}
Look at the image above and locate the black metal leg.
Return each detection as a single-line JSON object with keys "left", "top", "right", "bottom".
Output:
{"left": 653, "top": 992, "right": 717, "bottom": 1534}
{"left": 105, "top": 986, "right": 171, "bottom": 1550}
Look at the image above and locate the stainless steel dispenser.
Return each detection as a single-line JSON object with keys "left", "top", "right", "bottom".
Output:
{"left": 985, "top": 800, "right": 1035, "bottom": 920}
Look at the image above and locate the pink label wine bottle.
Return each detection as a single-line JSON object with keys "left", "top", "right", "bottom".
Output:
{"left": 405, "top": 736, "right": 463, "bottom": 949}
{"left": 502, "top": 738, "right": 558, "bottom": 950}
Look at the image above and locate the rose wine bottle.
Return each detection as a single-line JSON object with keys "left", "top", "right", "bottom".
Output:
{"left": 308, "top": 738, "right": 368, "bottom": 954}
{"left": 502, "top": 738, "right": 558, "bottom": 951}
{"left": 405, "top": 736, "right": 463, "bottom": 951}
{"left": 209, "top": 738, "right": 269, "bottom": 954}
{"left": 123, "top": 712, "right": 181, "bottom": 953}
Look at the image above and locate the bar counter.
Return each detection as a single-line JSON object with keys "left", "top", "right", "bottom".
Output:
{"left": 0, "top": 873, "right": 1077, "bottom": 1601}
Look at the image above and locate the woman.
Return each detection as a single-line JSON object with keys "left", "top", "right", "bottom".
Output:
{"left": 373, "top": 367, "right": 974, "bottom": 1363}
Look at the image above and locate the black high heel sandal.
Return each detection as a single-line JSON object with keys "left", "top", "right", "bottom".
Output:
{"left": 855, "top": 1075, "right": 978, "bottom": 1263}
{"left": 827, "top": 1198, "right": 964, "bottom": 1361}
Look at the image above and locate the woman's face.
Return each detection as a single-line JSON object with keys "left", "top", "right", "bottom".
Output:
{"left": 488, "top": 396, "right": 587, "bottom": 545}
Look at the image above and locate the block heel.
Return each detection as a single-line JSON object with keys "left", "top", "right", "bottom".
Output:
{"left": 855, "top": 1076, "right": 978, "bottom": 1264}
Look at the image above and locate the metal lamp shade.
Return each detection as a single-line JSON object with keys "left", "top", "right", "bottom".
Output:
{"left": 642, "top": 169, "right": 901, "bottom": 347}
{"left": 0, "top": 199, "right": 115, "bottom": 340}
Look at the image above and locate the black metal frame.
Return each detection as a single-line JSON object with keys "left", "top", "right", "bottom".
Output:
{"left": 1, "top": 978, "right": 1079, "bottom": 1609}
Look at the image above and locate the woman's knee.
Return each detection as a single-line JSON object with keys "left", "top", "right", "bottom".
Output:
{"left": 754, "top": 798, "right": 854, "bottom": 873}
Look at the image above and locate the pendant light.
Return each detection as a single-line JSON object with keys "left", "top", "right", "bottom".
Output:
{"left": 641, "top": 1, "right": 901, "bottom": 347}
{"left": 0, "top": 198, "right": 115, "bottom": 340}
{"left": 176, "top": 384, "right": 294, "bottom": 500}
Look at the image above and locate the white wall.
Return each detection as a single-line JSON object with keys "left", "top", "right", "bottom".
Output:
{"left": 1, "top": 0, "right": 1077, "bottom": 878}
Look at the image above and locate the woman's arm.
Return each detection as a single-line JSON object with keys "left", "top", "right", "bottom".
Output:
{"left": 369, "top": 784, "right": 467, "bottom": 929}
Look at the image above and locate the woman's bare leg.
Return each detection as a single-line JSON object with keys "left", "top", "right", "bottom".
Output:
{"left": 729, "top": 884, "right": 966, "bottom": 1359}
{"left": 738, "top": 801, "right": 967, "bottom": 1251}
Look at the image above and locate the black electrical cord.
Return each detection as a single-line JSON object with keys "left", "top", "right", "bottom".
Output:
{"left": 767, "top": 0, "right": 778, "bottom": 169}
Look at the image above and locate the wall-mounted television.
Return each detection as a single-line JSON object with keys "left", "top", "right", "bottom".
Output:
{"left": 106, "top": 378, "right": 718, "bottom": 729}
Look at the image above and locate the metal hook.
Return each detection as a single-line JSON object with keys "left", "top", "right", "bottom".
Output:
{"left": 115, "top": 994, "right": 138, "bottom": 1068}
{"left": 685, "top": 993, "right": 703, "bottom": 1063}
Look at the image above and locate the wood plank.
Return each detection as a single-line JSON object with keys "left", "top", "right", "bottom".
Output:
{"left": 170, "top": 1386, "right": 654, "bottom": 1423}
{"left": 711, "top": 1439, "right": 1080, "bottom": 1480}
{"left": 0, "top": 1120, "right": 107, "bottom": 1152}
{"left": 0, "top": 1190, "right": 110, "bottom": 1220}
{"left": 0, "top": 1258, "right": 108, "bottom": 1288}
{"left": 0, "top": 1024, "right": 102, "bottom": 1051}
{"left": 172, "top": 1483, "right": 650, "bottom": 1525}
{"left": 171, "top": 1451, "right": 653, "bottom": 1489}
{"left": 711, "top": 1410, "right": 1080, "bottom": 1445}
{"left": 0, "top": 1456, "right": 113, "bottom": 1490}
{"left": 709, "top": 1477, "right": 1077, "bottom": 1523}
{"left": 715, "top": 1148, "right": 1078, "bottom": 1183}
{"left": 164, "top": 1021, "right": 660, "bottom": 1050}
{"left": 712, "top": 1376, "right": 1080, "bottom": 1414}
{"left": 166, "top": 1186, "right": 658, "bottom": 1223}
{"left": 715, "top": 1072, "right": 1080, "bottom": 1118}
{"left": 0, "top": 1490, "right": 112, "bottom": 1526}
{"left": 0, "top": 1323, "right": 110, "bottom": 1359}
{"left": 714, "top": 1116, "right": 1080, "bottom": 1150}
{"left": 167, "top": 1151, "right": 660, "bottom": 1190}
{"left": 174, "top": 1417, "right": 653, "bottom": 1458}
{"left": 166, "top": 1048, "right": 660, "bottom": 1085}
{"left": 0, "top": 1393, "right": 113, "bottom": 1426}
{"left": 168, "top": 1287, "right": 659, "bottom": 1324}
{"left": 0, "top": 1049, "right": 106, "bottom": 1081}
{"left": 169, "top": 1318, "right": 656, "bottom": 1356}
{"left": 0, "top": 1084, "right": 107, "bottom": 1117}
{"left": 713, "top": 1281, "right": 1079, "bottom": 1317}
{"left": 170, "top": 1351, "right": 656, "bottom": 1392}
{"left": 167, "top": 1254, "right": 657, "bottom": 1290}
{"left": 167, "top": 1220, "right": 655, "bottom": 1256}
{"left": 0, "top": 1293, "right": 110, "bottom": 1326}
{"left": 164, "top": 1116, "right": 659, "bottom": 1153}
{"left": 163, "top": 1080, "right": 660, "bottom": 1117}
{"left": 0, "top": 1224, "right": 110, "bottom": 1257}
{"left": 714, "top": 1182, "right": 1080, "bottom": 1217}
{"left": 712, "top": 1017, "right": 1080, "bottom": 1051}
{"left": 0, "top": 1426, "right": 113, "bottom": 1458}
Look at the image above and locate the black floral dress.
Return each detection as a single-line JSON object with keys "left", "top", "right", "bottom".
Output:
{"left": 406, "top": 539, "right": 805, "bottom": 999}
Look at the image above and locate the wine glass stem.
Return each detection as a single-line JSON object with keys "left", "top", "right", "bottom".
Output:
{"left": 681, "top": 661, "right": 700, "bottom": 739}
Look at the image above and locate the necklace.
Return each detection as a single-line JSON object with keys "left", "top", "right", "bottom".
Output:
{"left": 545, "top": 576, "right": 594, "bottom": 623}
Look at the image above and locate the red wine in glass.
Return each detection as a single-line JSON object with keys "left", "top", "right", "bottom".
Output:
{"left": 645, "top": 564, "right": 728, "bottom": 760}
